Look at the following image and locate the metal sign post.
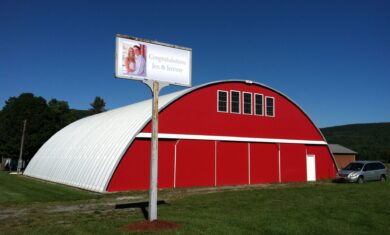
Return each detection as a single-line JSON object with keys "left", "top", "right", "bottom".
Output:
{"left": 144, "top": 80, "right": 168, "bottom": 221}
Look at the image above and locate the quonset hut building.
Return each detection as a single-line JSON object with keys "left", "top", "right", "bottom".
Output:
{"left": 24, "top": 80, "right": 337, "bottom": 193}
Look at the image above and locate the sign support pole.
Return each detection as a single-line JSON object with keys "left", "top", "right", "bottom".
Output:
{"left": 144, "top": 80, "right": 168, "bottom": 222}
{"left": 115, "top": 34, "right": 191, "bottom": 222}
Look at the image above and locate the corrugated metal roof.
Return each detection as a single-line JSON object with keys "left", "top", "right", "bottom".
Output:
{"left": 328, "top": 144, "right": 357, "bottom": 154}
{"left": 24, "top": 88, "right": 188, "bottom": 192}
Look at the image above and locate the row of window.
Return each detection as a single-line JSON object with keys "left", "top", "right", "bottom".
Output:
{"left": 217, "top": 90, "right": 275, "bottom": 117}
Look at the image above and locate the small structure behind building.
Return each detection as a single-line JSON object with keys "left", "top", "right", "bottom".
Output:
{"left": 329, "top": 144, "right": 357, "bottom": 169}
{"left": 1, "top": 157, "right": 25, "bottom": 171}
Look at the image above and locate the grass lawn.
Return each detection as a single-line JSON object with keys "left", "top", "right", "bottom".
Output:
{"left": 0, "top": 171, "right": 389, "bottom": 235}
{"left": 0, "top": 171, "right": 97, "bottom": 205}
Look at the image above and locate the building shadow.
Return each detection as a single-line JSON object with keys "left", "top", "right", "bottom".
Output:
{"left": 115, "top": 200, "right": 167, "bottom": 220}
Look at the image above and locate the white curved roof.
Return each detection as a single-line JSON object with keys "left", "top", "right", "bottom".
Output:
{"left": 24, "top": 88, "right": 189, "bottom": 192}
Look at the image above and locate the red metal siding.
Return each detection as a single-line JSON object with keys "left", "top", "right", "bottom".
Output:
{"left": 107, "top": 81, "right": 337, "bottom": 191}
{"left": 217, "top": 142, "right": 248, "bottom": 186}
{"left": 250, "top": 143, "right": 279, "bottom": 184}
{"left": 175, "top": 140, "right": 215, "bottom": 188}
{"left": 306, "top": 145, "right": 337, "bottom": 180}
{"left": 107, "top": 139, "right": 149, "bottom": 191}
{"left": 280, "top": 144, "right": 307, "bottom": 182}
{"left": 158, "top": 140, "right": 176, "bottom": 188}
{"left": 142, "top": 82, "right": 323, "bottom": 141}
{"left": 107, "top": 139, "right": 175, "bottom": 192}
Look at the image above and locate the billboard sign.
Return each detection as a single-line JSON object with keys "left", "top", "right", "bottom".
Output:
{"left": 115, "top": 35, "right": 192, "bottom": 87}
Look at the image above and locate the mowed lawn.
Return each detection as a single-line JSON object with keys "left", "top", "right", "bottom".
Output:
{"left": 0, "top": 171, "right": 96, "bottom": 204}
{"left": 0, "top": 171, "right": 389, "bottom": 235}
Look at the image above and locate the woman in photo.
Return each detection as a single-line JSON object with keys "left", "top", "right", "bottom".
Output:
{"left": 124, "top": 48, "right": 136, "bottom": 73}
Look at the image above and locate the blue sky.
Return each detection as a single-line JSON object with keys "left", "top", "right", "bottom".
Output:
{"left": 0, "top": 0, "right": 389, "bottom": 127}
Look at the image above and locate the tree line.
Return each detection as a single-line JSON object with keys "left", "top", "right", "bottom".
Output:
{"left": 0, "top": 93, "right": 106, "bottom": 162}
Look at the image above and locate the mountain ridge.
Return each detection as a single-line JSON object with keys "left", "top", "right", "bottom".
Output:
{"left": 320, "top": 122, "right": 390, "bottom": 162}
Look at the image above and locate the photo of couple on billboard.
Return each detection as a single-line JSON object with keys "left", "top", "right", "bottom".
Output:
{"left": 122, "top": 43, "right": 146, "bottom": 77}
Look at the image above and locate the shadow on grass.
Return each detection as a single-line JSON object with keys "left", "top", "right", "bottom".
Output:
{"left": 115, "top": 200, "right": 168, "bottom": 220}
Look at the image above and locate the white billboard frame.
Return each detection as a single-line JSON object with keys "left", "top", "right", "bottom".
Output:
{"left": 115, "top": 34, "right": 192, "bottom": 87}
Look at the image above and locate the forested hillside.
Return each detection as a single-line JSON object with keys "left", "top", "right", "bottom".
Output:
{"left": 321, "top": 123, "right": 390, "bottom": 162}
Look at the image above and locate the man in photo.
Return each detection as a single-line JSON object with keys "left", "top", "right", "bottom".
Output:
{"left": 133, "top": 45, "right": 146, "bottom": 76}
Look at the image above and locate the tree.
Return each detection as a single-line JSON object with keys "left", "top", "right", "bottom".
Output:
{"left": 47, "top": 99, "right": 70, "bottom": 131}
{"left": 48, "top": 99, "right": 91, "bottom": 127}
{"left": 90, "top": 96, "right": 106, "bottom": 114}
{"left": 0, "top": 93, "right": 95, "bottom": 164}
{"left": 0, "top": 93, "right": 51, "bottom": 161}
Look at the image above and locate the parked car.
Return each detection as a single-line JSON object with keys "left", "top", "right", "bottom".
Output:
{"left": 335, "top": 161, "right": 387, "bottom": 183}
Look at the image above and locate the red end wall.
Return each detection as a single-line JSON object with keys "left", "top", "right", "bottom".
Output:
{"left": 107, "top": 82, "right": 337, "bottom": 192}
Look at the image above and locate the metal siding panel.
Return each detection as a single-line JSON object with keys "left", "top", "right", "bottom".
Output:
{"left": 217, "top": 142, "right": 248, "bottom": 186}
{"left": 156, "top": 140, "right": 176, "bottom": 189}
{"left": 106, "top": 139, "right": 151, "bottom": 191}
{"left": 280, "top": 144, "right": 307, "bottom": 182}
{"left": 175, "top": 140, "right": 215, "bottom": 188}
{"left": 250, "top": 143, "right": 279, "bottom": 184}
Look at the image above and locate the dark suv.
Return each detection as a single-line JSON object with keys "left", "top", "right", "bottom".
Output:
{"left": 335, "top": 161, "right": 388, "bottom": 183}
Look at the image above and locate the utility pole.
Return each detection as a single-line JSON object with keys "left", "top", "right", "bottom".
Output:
{"left": 17, "top": 120, "right": 27, "bottom": 174}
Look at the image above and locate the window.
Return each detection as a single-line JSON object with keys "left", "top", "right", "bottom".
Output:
{"left": 345, "top": 163, "right": 363, "bottom": 171}
{"left": 217, "top": 90, "right": 228, "bottom": 112}
{"left": 363, "top": 163, "right": 374, "bottom": 172}
{"left": 373, "top": 163, "right": 385, "bottom": 170}
{"left": 217, "top": 90, "right": 274, "bottom": 117}
{"left": 254, "top": 94, "right": 263, "bottom": 116}
{"left": 243, "top": 92, "right": 252, "bottom": 115}
{"left": 230, "top": 91, "right": 240, "bottom": 114}
{"left": 266, "top": 97, "right": 275, "bottom": 117}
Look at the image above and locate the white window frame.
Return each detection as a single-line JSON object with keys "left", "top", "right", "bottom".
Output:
{"left": 242, "top": 92, "right": 252, "bottom": 115}
{"left": 217, "top": 90, "right": 228, "bottom": 113}
{"left": 230, "top": 90, "right": 241, "bottom": 114}
{"left": 265, "top": 96, "right": 275, "bottom": 117}
{"left": 254, "top": 93, "right": 264, "bottom": 116}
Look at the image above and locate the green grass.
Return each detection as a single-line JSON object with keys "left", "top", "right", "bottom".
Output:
{"left": 0, "top": 171, "right": 96, "bottom": 205}
{"left": 162, "top": 182, "right": 390, "bottom": 235}
{"left": 0, "top": 171, "right": 389, "bottom": 235}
